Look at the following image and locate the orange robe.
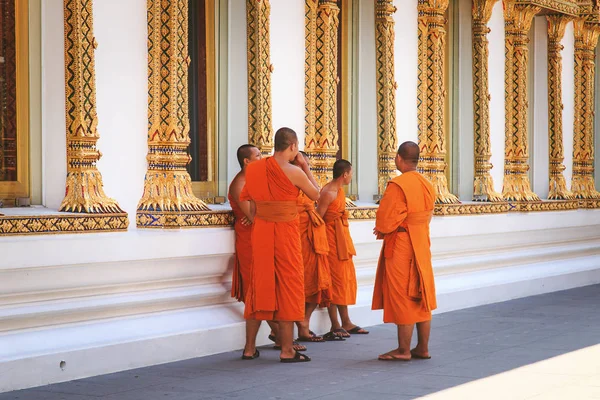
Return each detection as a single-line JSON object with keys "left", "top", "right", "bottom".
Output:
{"left": 240, "top": 157, "right": 305, "bottom": 321}
{"left": 297, "top": 192, "right": 331, "bottom": 306}
{"left": 323, "top": 188, "right": 357, "bottom": 306}
{"left": 371, "top": 171, "right": 437, "bottom": 325}
{"left": 228, "top": 192, "right": 252, "bottom": 303}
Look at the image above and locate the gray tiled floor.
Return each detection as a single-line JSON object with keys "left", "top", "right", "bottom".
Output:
{"left": 2, "top": 285, "right": 600, "bottom": 400}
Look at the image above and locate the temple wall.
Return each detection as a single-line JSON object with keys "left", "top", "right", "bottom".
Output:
{"left": 2, "top": 0, "right": 600, "bottom": 393}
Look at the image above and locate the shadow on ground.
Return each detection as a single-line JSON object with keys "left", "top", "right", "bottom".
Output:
{"left": 2, "top": 285, "right": 599, "bottom": 400}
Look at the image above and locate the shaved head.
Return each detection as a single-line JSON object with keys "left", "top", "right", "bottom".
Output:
{"left": 236, "top": 144, "right": 260, "bottom": 169}
{"left": 274, "top": 127, "right": 298, "bottom": 152}
{"left": 333, "top": 159, "right": 352, "bottom": 179}
{"left": 398, "top": 141, "right": 420, "bottom": 165}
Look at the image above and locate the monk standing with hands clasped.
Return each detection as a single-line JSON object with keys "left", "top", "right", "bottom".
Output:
{"left": 372, "top": 141, "right": 437, "bottom": 361}
{"left": 240, "top": 128, "right": 320, "bottom": 363}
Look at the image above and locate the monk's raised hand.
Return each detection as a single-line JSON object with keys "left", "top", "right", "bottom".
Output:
{"left": 294, "top": 152, "right": 308, "bottom": 168}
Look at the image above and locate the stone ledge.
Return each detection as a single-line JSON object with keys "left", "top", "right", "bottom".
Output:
{"left": 0, "top": 213, "right": 129, "bottom": 236}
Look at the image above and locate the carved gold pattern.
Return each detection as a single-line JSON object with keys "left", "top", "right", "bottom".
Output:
{"left": 305, "top": 0, "right": 340, "bottom": 188}
{"left": 375, "top": 0, "right": 399, "bottom": 197}
{"left": 516, "top": 0, "right": 579, "bottom": 15}
{"left": 0, "top": 213, "right": 128, "bottom": 236}
{"left": 547, "top": 15, "right": 574, "bottom": 199}
{"left": 137, "top": 0, "right": 210, "bottom": 228}
{"left": 136, "top": 210, "right": 233, "bottom": 229}
{"left": 572, "top": 18, "right": 600, "bottom": 199}
{"left": 472, "top": 0, "right": 503, "bottom": 202}
{"left": 417, "top": 0, "right": 459, "bottom": 204}
{"left": 61, "top": 0, "right": 124, "bottom": 214}
{"left": 246, "top": 0, "right": 274, "bottom": 155}
{"left": 502, "top": 1, "right": 541, "bottom": 201}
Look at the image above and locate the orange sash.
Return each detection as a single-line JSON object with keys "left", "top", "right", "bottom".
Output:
{"left": 324, "top": 209, "right": 356, "bottom": 261}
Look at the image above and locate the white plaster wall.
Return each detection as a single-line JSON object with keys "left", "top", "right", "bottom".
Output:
{"left": 562, "top": 22, "right": 575, "bottom": 190}
{"left": 488, "top": 2, "right": 506, "bottom": 194}
{"left": 41, "top": 0, "right": 147, "bottom": 222}
{"left": 271, "top": 0, "right": 305, "bottom": 148}
{"left": 358, "top": 0, "right": 378, "bottom": 201}
{"left": 532, "top": 16, "right": 549, "bottom": 198}
{"left": 227, "top": 0, "right": 248, "bottom": 185}
{"left": 41, "top": 0, "right": 66, "bottom": 209}
{"left": 457, "top": 0, "right": 474, "bottom": 201}
{"left": 94, "top": 0, "right": 148, "bottom": 221}
{"left": 394, "top": 0, "right": 418, "bottom": 144}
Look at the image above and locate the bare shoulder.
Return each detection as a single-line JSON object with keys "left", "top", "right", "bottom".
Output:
{"left": 319, "top": 185, "right": 337, "bottom": 203}
{"left": 229, "top": 172, "right": 245, "bottom": 198}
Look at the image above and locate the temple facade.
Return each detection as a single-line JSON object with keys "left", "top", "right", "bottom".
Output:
{"left": 1, "top": 0, "right": 600, "bottom": 392}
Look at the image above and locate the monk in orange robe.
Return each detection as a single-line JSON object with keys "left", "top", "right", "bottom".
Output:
{"left": 294, "top": 152, "right": 331, "bottom": 342}
{"left": 240, "top": 128, "right": 320, "bottom": 363}
{"left": 372, "top": 141, "right": 436, "bottom": 361}
{"left": 318, "top": 160, "right": 369, "bottom": 339}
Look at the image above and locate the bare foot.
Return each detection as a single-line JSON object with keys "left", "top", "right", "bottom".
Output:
{"left": 410, "top": 348, "right": 431, "bottom": 359}
{"left": 274, "top": 341, "right": 307, "bottom": 352}
{"left": 378, "top": 349, "right": 411, "bottom": 361}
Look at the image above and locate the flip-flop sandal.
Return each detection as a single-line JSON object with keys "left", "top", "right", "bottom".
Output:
{"left": 322, "top": 332, "right": 345, "bottom": 341}
{"left": 347, "top": 326, "right": 369, "bottom": 335}
{"left": 333, "top": 328, "right": 351, "bottom": 338}
{"left": 280, "top": 351, "right": 311, "bottom": 363}
{"left": 241, "top": 349, "right": 260, "bottom": 360}
{"left": 268, "top": 334, "right": 277, "bottom": 343}
{"left": 296, "top": 335, "right": 325, "bottom": 343}
{"left": 378, "top": 354, "right": 410, "bottom": 362}
{"left": 309, "top": 330, "right": 317, "bottom": 337}
{"left": 410, "top": 351, "right": 431, "bottom": 360}
{"left": 273, "top": 341, "right": 307, "bottom": 351}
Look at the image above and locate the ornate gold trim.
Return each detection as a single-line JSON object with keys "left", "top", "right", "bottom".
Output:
{"left": 516, "top": 0, "right": 579, "bottom": 15}
{"left": 305, "top": 0, "right": 340, "bottom": 187}
{"left": 472, "top": 0, "right": 503, "bottom": 202}
{"left": 502, "top": 1, "right": 541, "bottom": 201}
{"left": 246, "top": 0, "right": 274, "bottom": 155}
{"left": 0, "top": 0, "right": 30, "bottom": 200}
{"left": 572, "top": 18, "right": 600, "bottom": 199}
{"left": 137, "top": 0, "right": 209, "bottom": 228}
{"left": 61, "top": 0, "right": 123, "bottom": 213}
{"left": 137, "top": 210, "right": 233, "bottom": 229}
{"left": 0, "top": 213, "right": 128, "bottom": 236}
{"left": 547, "top": 15, "right": 574, "bottom": 200}
{"left": 374, "top": 0, "right": 398, "bottom": 197}
{"left": 417, "top": 0, "right": 459, "bottom": 204}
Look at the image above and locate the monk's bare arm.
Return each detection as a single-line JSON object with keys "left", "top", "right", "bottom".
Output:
{"left": 289, "top": 166, "right": 320, "bottom": 201}
{"left": 316, "top": 190, "right": 336, "bottom": 218}
{"left": 230, "top": 178, "right": 255, "bottom": 222}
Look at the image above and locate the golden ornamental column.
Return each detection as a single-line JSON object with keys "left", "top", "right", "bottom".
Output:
{"left": 246, "top": 0, "right": 274, "bottom": 155}
{"left": 305, "top": 0, "right": 340, "bottom": 187}
{"left": 417, "top": 0, "right": 458, "bottom": 204}
{"left": 502, "top": 1, "right": 540, "bottom": 201}
{"left": 572, "top": 19, "right": 600, "bottom": 199}
{"left": 375, "top": 0, "right": 398, "bottom": 198}
{"left": 60, "top": 0, "right": 124, "bottom": 213}
{"left": 137, "top": 0, "right": 209, "bottom": 225}
{"left": 472, "top": 0, "right": 502, "bottom": 202}
{"left": 547, "top": 16, "right": 574, "bottom": 200}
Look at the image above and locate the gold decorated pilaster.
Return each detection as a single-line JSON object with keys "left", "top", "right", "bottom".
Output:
{"left": 417, "top": 0, "right": 459, "bottom": 204}
{"left": 547, "top": 15, "right": 574, "bottom": 199}
{"left": 305, "top": 0, "right": 340, "bottom": 187}
{"left": 375, "top": 0, "right": 398, "bottom": 197}
{"left": 61, "top": 0, "right": 123, "bottom": 213}
{"left": 246, "top": 0, "right": 274, "bottom": 155}
{"left": 137, "top": 0, "right": 209, "bottom": 223}
{"left": 572, "top": 19, "right": 600, "bottom": 199}
{"left": 502, "top": 1, "right": 540, "bottom": 201}
{"left": 472, "top": 0, "right": 503, "bottom": 202}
